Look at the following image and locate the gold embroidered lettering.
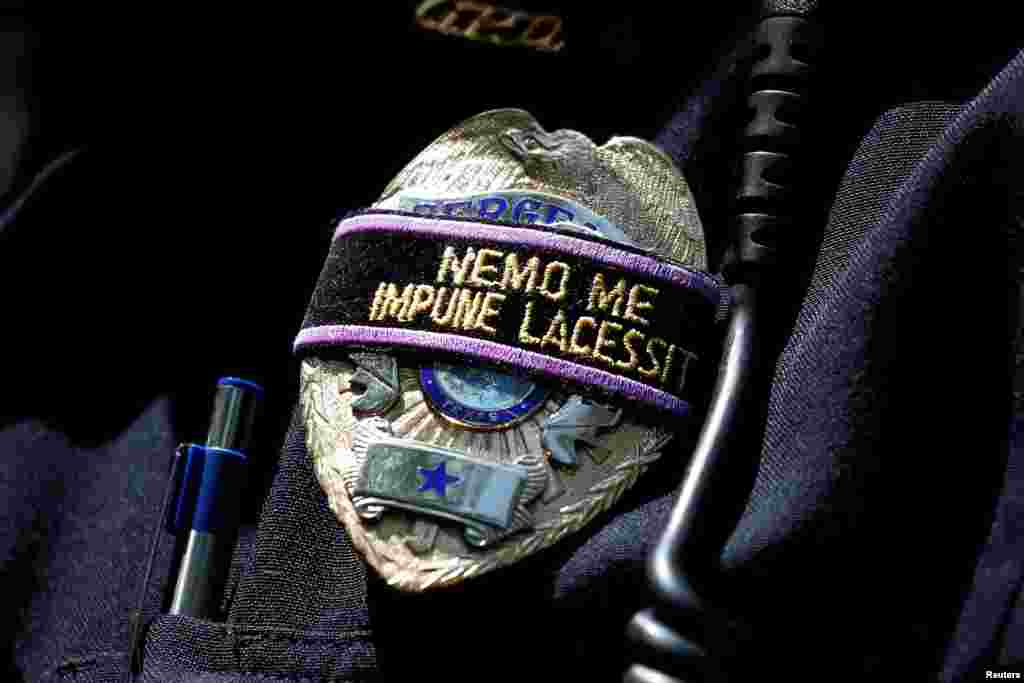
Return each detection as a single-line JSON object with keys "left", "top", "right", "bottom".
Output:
{"left": 570, "top": 316, "right": 596, "bottom": 356}
{"left": 375, "top": 283, "right": 415, "bottom": 322}
{"left": 431, "top": 287, "right": 458, "bottom": 326}
{"left": 369, "top": 282, "right": 388, "bottom": 321}
{"left": 409, "top": 284, "right": 436, "bottom": 322}
{"left": 501, "top": 253, "right": 540, "bottom": 292}
{"left": 470, "top": 248, "right": 504, "bottom": 288}
{"left": 624, "top": 284, "right": 658, "bottom": 325}
{"left": 587, "top": 273, "right": 627, "bottom": 317}
{"left": 474, "top": 292, "right": 505, "bottom": 335}
{"left": 540, "top": 309, "right": 569, "bottom": 353}
{"left": 592, "top": 321, "right": 623, "bottom": 367}
{"left": 455, "top": 289, "right": 485, "bottom": 330}
{"left": 436, "top": 245, "right": 476, "bottom": 285}
{"left": 519, "top": 300, "right": 541, "bottom": 345}
{"left": 397, "top": 284, "right": 419, "bottom": 322}
{"left": 615, "top": 329, "right": 644, "bottom": 372}
{"left": 660, "top": 344, "right": 676, "bottom": 386}
{"left": 539, "top": 261, "right": 570, "bottom": 302}
{"left": 638, "top": 336, "right": 667, "bottom": 380}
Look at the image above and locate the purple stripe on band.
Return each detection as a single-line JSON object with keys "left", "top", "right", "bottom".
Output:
{"left": 295, "top": 325, "right": 691, "bottom": 417}
{"left": 334, "top": 213, "right": 721, "bottom": 304}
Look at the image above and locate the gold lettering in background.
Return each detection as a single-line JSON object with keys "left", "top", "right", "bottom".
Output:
{"left": 368, "top": 245, "right": 698, "bottom": 393}
{"left": 415, "top": 0, "right": 565, "bottom": 53}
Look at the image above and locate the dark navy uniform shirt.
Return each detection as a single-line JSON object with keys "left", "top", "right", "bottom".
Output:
{"left": 1, "top": 3, "right": 1022, "bottom": 681}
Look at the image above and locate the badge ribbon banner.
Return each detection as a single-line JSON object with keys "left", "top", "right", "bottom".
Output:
{"left": 295, "top": 211, "right": 723, "bottom": 417}
{"left": 354, "top": 438, "right": 526, "bottom": 536}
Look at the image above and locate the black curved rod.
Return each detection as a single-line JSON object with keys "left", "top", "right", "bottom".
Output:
{"left": 624, "top": 2, "right": 824, "bottom": 680}
{"left": 625, "top": 284, "right": 760, "bottom": 683}
{"left": 648, "top": 283, "right": 758, "bottom": 606}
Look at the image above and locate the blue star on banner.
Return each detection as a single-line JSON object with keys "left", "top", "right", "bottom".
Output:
{"left": 417, "top": 460, "right": 462, "bottom": 498}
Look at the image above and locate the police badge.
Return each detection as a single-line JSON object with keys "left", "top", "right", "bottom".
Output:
{"left": 295, "top": 110, "right": 722, "bottom": 590}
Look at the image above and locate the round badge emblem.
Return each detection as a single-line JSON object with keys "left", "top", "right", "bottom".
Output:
{"left": 419, "top": 362, "right": 549, "bottom": 430}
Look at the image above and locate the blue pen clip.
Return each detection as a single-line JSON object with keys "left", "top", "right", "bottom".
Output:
{"left": 165, "top": 444, "right": 249, "bottom": 535}
{"left": 166, "top": 377, "right": 263, "bottom": 535}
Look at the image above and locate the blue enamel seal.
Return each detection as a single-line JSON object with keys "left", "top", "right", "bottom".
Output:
{"left": 419, "top": 362, "right": 549, "bottom": 430}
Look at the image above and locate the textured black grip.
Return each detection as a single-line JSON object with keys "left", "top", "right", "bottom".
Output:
{"left": 745, "top": 89, "right": 803, "bottom": 147}
{"left": 725, "top": 14, "right": 823, "bottom": 282}
{"left": 625, "top": 7, "right": 825, "bottom": 683}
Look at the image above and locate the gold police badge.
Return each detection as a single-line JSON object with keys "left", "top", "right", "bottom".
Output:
{"left": 296, "top": 109, "right": 718, "bottom": 591}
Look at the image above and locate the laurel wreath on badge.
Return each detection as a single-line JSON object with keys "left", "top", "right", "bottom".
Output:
{"left": 303, "top": 357, "right": 673, "bottom": 590}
